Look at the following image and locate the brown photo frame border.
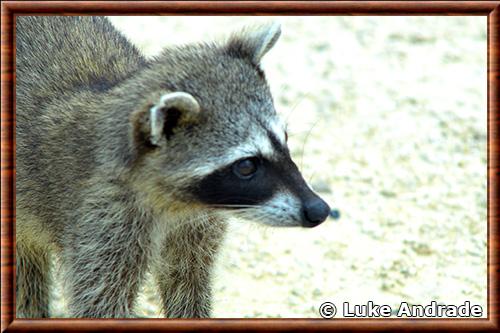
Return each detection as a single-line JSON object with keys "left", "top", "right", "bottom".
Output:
{"left": 1, "top": 1, "right": 498, "bottom": 332}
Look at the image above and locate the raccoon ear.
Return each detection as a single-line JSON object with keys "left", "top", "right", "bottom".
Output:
{"left": 132, "top": 92, "right": 200, "bottom": 147}
{"left": 226, "top": 22, "right": 281, "bottom": 65}
{"left": 148, "top": 92, "right": 200, "bottom": 145}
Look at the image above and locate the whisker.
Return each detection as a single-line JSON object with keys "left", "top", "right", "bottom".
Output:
{"left": 299, "top": 118, "right": 321, "bottom": 172}
{"left": 197, "top": 196, "right": 265, "bottom": 205}
{"left": 284, "top": 91, "right": 313, "bottom": 125}
{"left": 308, "top": 170, "right": 317, "bottom": 186}
{"left": 208, "top": 204, "right": 264, "bottom": 209}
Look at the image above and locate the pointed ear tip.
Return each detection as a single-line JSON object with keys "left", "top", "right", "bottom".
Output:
{"left": 237, "top": 21, "right": 281, "bottom": 38}
{"left": 268, "top": 21, "right": 281, "bottom": 34}
{"left": 225, "top": 21, "right": 282, "bottom": 64}
{"left": 255, "top": 21, "right": 281, "bottom": 38}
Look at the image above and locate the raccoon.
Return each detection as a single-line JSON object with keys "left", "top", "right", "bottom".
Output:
{"left": 15, "top": 16, "right": 331, "bottom": 318}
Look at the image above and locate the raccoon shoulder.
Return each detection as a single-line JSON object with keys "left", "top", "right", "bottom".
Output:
{"left": 16, "top": 16, "right": 146, "bottom": 107}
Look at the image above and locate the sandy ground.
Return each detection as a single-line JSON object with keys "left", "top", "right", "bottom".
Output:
{"left": 50, "top": 16, "right": 487, "bottom": 318}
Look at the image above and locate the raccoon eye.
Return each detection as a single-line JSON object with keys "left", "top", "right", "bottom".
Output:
{"left": 233, "top": 158, "right": 258, "bottom": 179}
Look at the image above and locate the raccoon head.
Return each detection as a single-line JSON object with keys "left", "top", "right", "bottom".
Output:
{"left": 130, "top": 23, "right": 330, "bottom": 228}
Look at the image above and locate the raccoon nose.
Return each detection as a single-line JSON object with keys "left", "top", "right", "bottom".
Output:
{"left": 302, "top": 197, "right": 331, "bottom": 228}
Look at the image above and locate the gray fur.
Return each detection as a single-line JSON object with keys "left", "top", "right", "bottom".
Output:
{"left": 16, "top": 16, "right": 312, "bottom": 318}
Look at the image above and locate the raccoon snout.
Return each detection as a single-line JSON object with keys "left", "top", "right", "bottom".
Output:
{"left": 302, "top": 197, "right": 331, "bottom": 228}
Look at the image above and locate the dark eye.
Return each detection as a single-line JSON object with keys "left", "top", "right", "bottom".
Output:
{"left": 233, "top": 158, "right": 258, "bottom": 179}
{"left": 285, "top": 131, "right": 288, "bottom": 142}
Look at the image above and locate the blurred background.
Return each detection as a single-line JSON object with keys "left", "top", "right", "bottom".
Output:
{"left": 53, "top": 16, "right": 487, "bottom": 318}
